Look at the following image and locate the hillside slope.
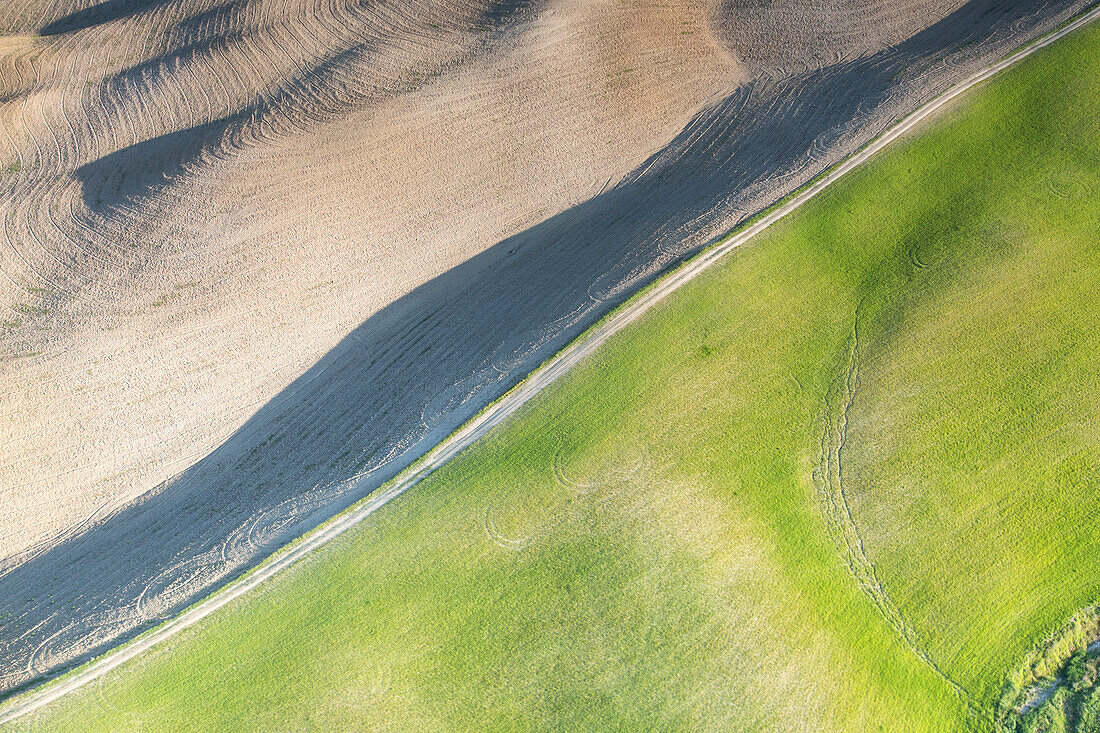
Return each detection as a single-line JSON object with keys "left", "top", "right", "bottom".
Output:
{"left": 0, "top": 0, "right": 1090, "bottom": 696}
{"left": 10, "top": 16, "right": 1100, "bottom": 730}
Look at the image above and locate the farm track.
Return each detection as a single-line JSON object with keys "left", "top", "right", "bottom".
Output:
{"left": 0, "top": 0, "right": 1095, "bottom": 705}
{"left": 814, "top": 305, "right": 983, "bottom": 716}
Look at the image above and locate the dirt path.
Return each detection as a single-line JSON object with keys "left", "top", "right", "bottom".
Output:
{"left": 3, "top": 2, "right": 1099, "bottom": 722}
{"left": 815, "top": 304, "right": 980, "bottom": 712}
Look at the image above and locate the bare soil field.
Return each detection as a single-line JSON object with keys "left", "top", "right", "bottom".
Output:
{"left": 0, "top": 0, "right": 1089, "bottom": 697}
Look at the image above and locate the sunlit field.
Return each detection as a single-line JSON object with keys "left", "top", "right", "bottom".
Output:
{"left": 12, "top": 19, "right": 1100, "bottom": 733}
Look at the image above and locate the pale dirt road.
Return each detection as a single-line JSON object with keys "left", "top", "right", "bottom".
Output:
{"left": 2, "top": 1, "right": 1098, "bottom": 723}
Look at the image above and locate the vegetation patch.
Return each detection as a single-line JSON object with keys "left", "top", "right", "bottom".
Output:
{"left": 997, "top": 607, "right": 1100, "bottom": 732}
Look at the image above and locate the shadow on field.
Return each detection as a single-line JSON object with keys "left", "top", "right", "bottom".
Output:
{"left": 72, "top": 0, "right": 533, "bottom": 215}
{"left": 39, "top": 0, "right": 172, "bottom": 36}
{"left": 0, "top": 0, "right": 1086, "bottom": 700}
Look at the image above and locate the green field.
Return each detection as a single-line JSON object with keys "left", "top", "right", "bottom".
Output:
{"left": 11, "top": 20, "right": 1100, "bottom": 733}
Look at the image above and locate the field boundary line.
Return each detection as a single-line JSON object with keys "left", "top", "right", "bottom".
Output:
{"left": 3, "top": 3, "right": 1099, "bottom": 723}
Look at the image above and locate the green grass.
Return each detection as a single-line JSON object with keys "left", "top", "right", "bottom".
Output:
{"left": 11, "top": 20, "right": 1100, "bottom": 733}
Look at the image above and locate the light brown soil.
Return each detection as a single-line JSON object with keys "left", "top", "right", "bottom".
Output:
{"left": 0, "top": 0, "right": 1090, "bottom": 697}
{"left": 0, "top": 0, "right": 741, "bottom": 564}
